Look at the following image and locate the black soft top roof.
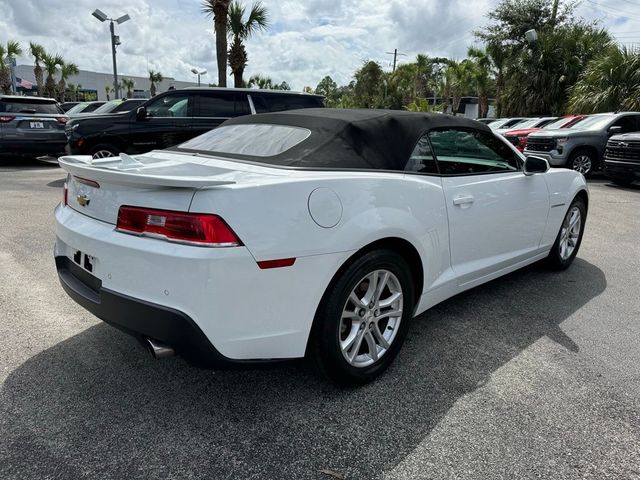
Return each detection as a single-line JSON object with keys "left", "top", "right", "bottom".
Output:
{"left": 194, "top": 108, "right": 491, "bottom": 171}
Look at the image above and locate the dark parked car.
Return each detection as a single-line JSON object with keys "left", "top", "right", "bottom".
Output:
{"left": 66, "top": 88, "right": 325, "bottom": 158}
{"left": 604, "top": 132, "right": 640, "bottom": 186}
{"left": 0, "top": 95, "right": 68, "bottom": 158}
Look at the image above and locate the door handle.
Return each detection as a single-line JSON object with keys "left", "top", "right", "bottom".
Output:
{"left": 453, "top": 195, "right": 475, "bottom": 206}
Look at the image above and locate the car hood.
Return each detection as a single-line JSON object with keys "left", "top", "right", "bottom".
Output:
{"left": 503, "top": 127, "right": 541, "bottom": 136}
{"left": 528, "top": 128, "right": 600, "bottom": 138}
{"left": 67, "top": 111, "right": 130, "bottom": 125}
{"left": 609, "top": 132, "right": 640, "bottom": 141}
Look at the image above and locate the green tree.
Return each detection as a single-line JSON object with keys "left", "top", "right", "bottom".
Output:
{"left": 0, "top": 40, "right": 22, "bottom": 94}
{"left": 42, "top": 53, "right": 63, "bottom": 98}
{"left": 467, "top": 47, "right": 495, "bottom": 118}
{"left": 148, "top": 70, "right": 163, "bottom": 96}
{"left": 569, "top": 46, "right": 640, "bottom": 113}
{"left": 353, "top": 60, "right": 385, "bottom": 108}
{"left": 122, "top": 78, "right": 135, "bottom": 98}
{"left": 104, "top": 85, "right": 112, "bottom": 101}
{"left": 58, "top": 62, "right": 79, "bottom": 102}
{"left": 247, "top": 73, "right": 273, "bottom": 89}
{"left": 315, "top": 75, "right": 339, "bottom": 106}
{"left": 227, "top": 1, "right": 269, "bottom": 88}
{"left": 202, "top": 0, "right": 231, "bottom": 87}
{"left": 29, "top": 42, "right": 46, "bottom": 96}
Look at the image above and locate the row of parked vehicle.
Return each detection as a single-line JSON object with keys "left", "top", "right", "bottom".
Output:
{"left": 480, "top": 113, "right": 640, "bottom": 185}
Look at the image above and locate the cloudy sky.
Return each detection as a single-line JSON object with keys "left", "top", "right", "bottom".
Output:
{"left": 1, "top": 0, "right": 639, "bottom": 90}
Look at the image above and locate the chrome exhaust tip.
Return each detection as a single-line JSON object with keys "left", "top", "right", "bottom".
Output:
{"left": 145, "top": 338, "right": 175, "bottom": 359}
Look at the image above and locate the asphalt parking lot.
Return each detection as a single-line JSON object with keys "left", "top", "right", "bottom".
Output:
{"left": 1, "top": 157, "right": 639, "bottom": 480}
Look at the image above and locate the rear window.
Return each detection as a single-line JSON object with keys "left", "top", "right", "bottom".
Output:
{"left": 0, "top": 98, "right": 62, "bottom": 114}
{"left": 178, "top": 124, "right": 311, "bottom": 157}
{"left": 251, "top": 94, "right": 324, "bottom": 113}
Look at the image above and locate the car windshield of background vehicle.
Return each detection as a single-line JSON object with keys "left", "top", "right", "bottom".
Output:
{"left": 93, "top": 100, "right": 123, "bottom": 114}
{"left": 0, "top": 99, "right": 62, "bottom": 114}
{"left": 65, "top": 103, "right": 90, "bottom": 114}
{"left": 178, "top": 124, "right": 311, "bottom": 157}
{"left": 511, "top": 118, "right": 540, "bottom": 129}
{"left": 429, "top": 128, "right": 521, "bottom": 174}
{"left": 545, "top": 117, "right": 576, "bottom": 129}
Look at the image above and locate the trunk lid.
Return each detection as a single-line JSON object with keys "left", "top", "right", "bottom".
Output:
{"left": 59, "top": 151, "right": 287, "bottom": 224}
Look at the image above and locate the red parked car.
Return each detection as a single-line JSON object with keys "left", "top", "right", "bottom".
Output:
{"left": 504, "top": 115, "right": 588, "bottom": 152}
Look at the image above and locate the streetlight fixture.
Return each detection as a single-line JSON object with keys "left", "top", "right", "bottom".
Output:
{"left": 191, "top": 68, "right": 207, "bottom": 87}
{"left": 92, "top": 9, "right": 130, "bottom": 98}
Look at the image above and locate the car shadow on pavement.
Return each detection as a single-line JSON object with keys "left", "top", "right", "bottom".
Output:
{"left": 0, "top": 156, "right": 60, "bottom": 170}
{"left": 1, "top": 258, "right": 606, "bottom": 480}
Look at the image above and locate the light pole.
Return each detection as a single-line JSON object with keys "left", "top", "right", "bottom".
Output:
{"left": 92, "top": 9, "right": 130, "bottom": 99}
{"left": 191, "top": 68, "right": 207, "bottom": 87}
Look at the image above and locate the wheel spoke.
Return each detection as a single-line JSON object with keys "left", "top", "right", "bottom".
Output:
{"left": 379, "top": 291, "right": 402, "bottom": 308}
{"left": 364, "top": 331, "right": 378, "bottom": 361}
{"left": 372, "top": 324, "right": 390, "bottom": 349}
{"left": 375, "top": 309, "right": 403, "bottom": 321}
{"left": 373, "top": 271, "right": 390, "bottom": 305}
{"left": 349, "top": 292, "right": 366, "bottom": 309}
{"left": 346, "top": 329, "right": 366, "bottom": 361}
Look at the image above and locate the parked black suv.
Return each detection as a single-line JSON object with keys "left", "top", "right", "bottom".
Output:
{"left": 66, "top": 88, "right": 325, "bottom": 158}
{"left": 604, "top": 132, "right": 640, "bottom": 186}
{"left": 0, "top": 95, "right": 68, "bottom": 158}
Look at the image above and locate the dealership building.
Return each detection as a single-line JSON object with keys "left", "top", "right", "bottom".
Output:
{"left": 14, "top": 65, "right": 199, "bottom": 100}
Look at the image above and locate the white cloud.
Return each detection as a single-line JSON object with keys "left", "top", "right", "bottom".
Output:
{"left": 1, "top": 0, "right": 638, "bottom": 91}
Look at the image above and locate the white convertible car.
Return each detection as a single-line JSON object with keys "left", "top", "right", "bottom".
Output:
{"left": 54, "top": 109, "right": 588, "bottom": 385}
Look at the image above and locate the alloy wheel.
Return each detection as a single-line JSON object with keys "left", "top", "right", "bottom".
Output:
{"left": 92, "top": 150, "right": 116, "bottom": 159}
{"left": 572, "top": 155, "right": 592, "bottom": 175}
{"left": 339, "top": 269, "right": 403, "bottom": 368}
{"left": 559, "top": 206, "right": 581, "bottom": 261}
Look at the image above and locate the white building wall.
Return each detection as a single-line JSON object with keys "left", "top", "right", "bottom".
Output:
{"left": 15, "top": 65, "right": 199, "bottom": 100}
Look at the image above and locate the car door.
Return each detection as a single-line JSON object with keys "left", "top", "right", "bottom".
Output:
{"left": 429, "top": 128, "right": 550, "bottom": 284}
{"left": 127, "top": 92, "right": 193, "bottom": 153}
{"left": 189, "top": 91, "right": 250, "bottom": 139}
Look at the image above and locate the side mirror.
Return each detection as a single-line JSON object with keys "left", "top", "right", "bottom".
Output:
{"left": 523, "top": 155, "right": 549, "bottom": 176}
{"left": 136, "top": 106, "right": 147, "bottom": 121}
{"left": 608, "top": 125, "right": 623, "bottom": 136}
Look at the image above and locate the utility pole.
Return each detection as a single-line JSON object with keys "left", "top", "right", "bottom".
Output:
{"left": 109, "top": 20, "right": 119, "bottom": 98}
{"left": 385, "top": 48, "right": 406, "bottom": 73}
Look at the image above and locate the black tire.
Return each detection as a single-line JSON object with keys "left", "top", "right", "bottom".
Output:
{"left": 90, "top": 144, "right": 120, "bottom": 159}
{"left": 546, "top": 197, "right": 587, "bottom": 270}
{"left": 567, "top": 149, "right": 596, "bottom": 177}
{"left": 308, "top": 249, "right": 415, "bottom": 386}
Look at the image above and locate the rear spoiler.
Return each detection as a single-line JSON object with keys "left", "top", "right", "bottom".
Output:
{"left": 58, "top": 154, "right": 236, "bottom": 188}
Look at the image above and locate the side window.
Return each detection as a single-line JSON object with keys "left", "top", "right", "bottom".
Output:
{"left": 146, "top": 94, "right": 191, "bottom": 118}
{"left": 250, "top": 95, "right": 269, "bottom": 114}
{"left": 405, "top": 134, "right": 438, "bottom": 174}
{"left": 611, "top": 115, "right": 640, "bottom": 133}
{"left": 236, "top": 94, "right": 251, "bottom": 116}
{"left": 428, "top": 128, "right": 521, "bottom": 175}
{"left": 198, "top": 93, "right": 236, "bottom": 117}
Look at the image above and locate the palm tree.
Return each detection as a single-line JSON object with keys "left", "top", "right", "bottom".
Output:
{"left": 414, "top": 54, "right": 433, "bottom": 99}
{"left": 148, "top": 70, "right": 163, "bottom": 96}
{"left": 58, "top": 62, "right": 79, "bottom": 102}
{"left": 0, "top": 40, "right": 23, "bottom": 95}
{"left": 202, "top": 0, "right": 231, "bottom": 87}
{"left": 467, "top": 47, "right": 493, "bottom": 118}
{"left": 248, "top": 74, "right": 273, "bottom": 89}
{"left": 122, "top": 78, "right": 135, "bottom": 98}
{"left": 569, "top": 46, "right": 640, "bottom": 113}
{"left": 485, "top": 42, "right": 509, "bottom": 117}
{"left": 42, "top": 53, "right": 63, "bottom": 98}
{"left": 104, "top": 85, "right": 112, "bottom": 101}
{"left": 227, "top": 1, "right": 269, "bottom": 88}
{"left": 29, "top": 42, "right": 46, "bottom": 96}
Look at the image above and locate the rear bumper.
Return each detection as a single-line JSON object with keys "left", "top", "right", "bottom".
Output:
{"left": 0, "top": 139, "right": 67, "bottom": 157}
{"left": 55, "top": 255, "right": 232, "bottom": 367}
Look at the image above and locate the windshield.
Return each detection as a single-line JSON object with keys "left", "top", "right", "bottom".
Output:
{"left": 567, "top": 114, "right": 614, "bottom": 131}
{"left": 66, "top": 103, "right": 89, "bottom": 114}
{"left": 509, "top": 118, "right": 540, "bottom": 129}
{"left": 544, "top": 117, "right": 572, "bottom": 129}
{"left": 178, "top": 124, "right": 311, "bottom": 157}
{"left": 93, "top": 100, "right": 123, "bottom": 114}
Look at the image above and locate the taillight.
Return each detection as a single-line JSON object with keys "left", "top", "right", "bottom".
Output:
{"left": 56, "top": 116, "right": 68, "bottom": 124}
{"left": 63, "top": 182, "right": 68, "bottom": 206}
{"left": 116, "top": 206, "right": 242, "bottom": 247}
{"left": 0, "top": 116, "right": 14, "bottom": 123}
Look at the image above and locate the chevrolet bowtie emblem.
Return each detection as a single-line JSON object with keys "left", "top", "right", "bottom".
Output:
{"left": 77, "top": 194, "right": 90, "bottom": 207}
